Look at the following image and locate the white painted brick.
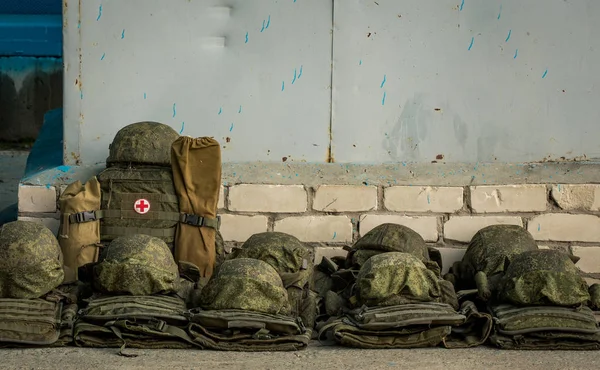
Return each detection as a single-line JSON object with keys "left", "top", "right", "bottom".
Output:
{"left": 219, "top": 214, "right": 268, "bottom": 242}
{"left": 551, "top": 184, "right": 600, "bottom": 211}
{"left": 274, "top": 216, "right": 352, "bottom": 243}
{"left": 384, "top": 186, "right": 463, "bottom": 213}
{"left": 528, "top": 214, "right": 600, "bottom": 243}
{"left": 18, "top": 185, "right": 57, "bottom": 213}
{"left": 218, "top": 186, "right": 225, "bottom": 210}
{"left": 313, "top": 185, "right": 377, "bottom": 212}
{"left": 17, "top": 216, "right": 60, "bottom": 236}
{"left": 470, "top": 184, "right": 547, "bottom": 213}
{"left": 228, "top": 185, "right": 307, "bottom": 213}
{"left": 359, "top": 214, "right": 439, "bottom": 242}
{"left": 436, "top": 248, "right": 467, "bottom": 275}
{"left": 313, "top": 247, "right": 348, "bottom": 265}
{"left": 571, "top": 246, "right": 600, "bottom": 274}
{"left": 444, "top": 216, "right": 523, "bottom": 243}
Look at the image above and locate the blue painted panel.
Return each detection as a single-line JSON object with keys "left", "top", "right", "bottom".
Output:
{"left": 0, "top": 15, "right": 62, "bottom": 56}
{"left": 0, "top": 0, "right": 61, "bottom": 15}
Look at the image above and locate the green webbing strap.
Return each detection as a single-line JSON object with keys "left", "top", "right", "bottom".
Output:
{"left": 118, "top": 193, "right": 179, "bottom": 204}
{"left": 179, "top": 213, "right": 220, "bottom": 230}
{"left": 101, "top": 226, "right": 176, "bottom": 238}
{"left": 106, "top": 324, "right": 137, "bottom": 358}
{"left": 68, "top": 210, "right": 104, "bottom": 224}
{"left": 102, "top": 209, "right": 181, "bottom": 221}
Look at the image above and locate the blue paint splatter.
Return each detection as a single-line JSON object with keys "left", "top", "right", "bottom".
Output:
{"left": 80, "top": 91, "right": 83, "bottom": 99}
{"left": 505, "top": 29, "right": 512, "bottom": 42}
{"left": 238, "top": 105, "right": 242, "bottom": 113}
{"left": 121, "top": 29, "right": 125, "bottom": 39}
{"left": 298, "top": 65, "right": 303, "bottom": 78}
{"left": 144, "top": 92, "right": 147, "bottom": 99}
{"left": 281, "top": 81, "right": 285, "bottom": 91}
{"left": 380, "top": 74, "right": 387, "bottom": 88}
{"left": 538, "top": 224, "right": 541, "bottom": 231}
{"left": 332, "top": 232, "right": 337, "bottom": 240}
{"left": 542, "top": 69, "right": 548, "bottom": 78}
{"left": 382, "top": 91, "right": 386, "bottom": 105}
{"left": 558, "top": 184, "right": 561, "bottom": 192}
{"left": 498, "top": 4, "right": 502, "bottom": 19}
{"left": 460, "top": 0, "right": 465, "bottom": 11}
{"left": 427, "top": 194, "right": 430, "bottom": 204}
{"left": 245, "top": 32, "right": 249, "bottom": 43}
{"left": 468, "top": 37, "right": 474, "bottom": 50}
{"left": 172, "top": 103, "right": 177, "bottom": 117}
{"left": 77, "top": 21, "right": 81, "bottom": 29}
{"left": 229, "top": 123, "right": 234, "bottom": 132}
{"left": 266, "top": 15, "right": 271, "bottom": 29}
{"left": 100, "top": 53, "right": 105, "bottom": 60}
{"left": 97, "top": 5, "right": 103, "bottom": 21}
{"left": 218, "top": 107, "right": 222, "bottom": 115}
{"left": 180, "top": 122, "right": 185, "bottom": 134}
{"left": 261, "top": 20, "right": 266, "bottom": 32}
{"left": 46, "top": 184, "right": 51, "bottom": 189}
{"left": 56, "top": 165, "right": 72, "bottom": 173}
{"left": 359, "top": 60, "right": 362, "bottom": 65}
{"left": 514, "top": 49, "right": 518, "bottom": 59}
{"left": 292, "top": 68, "right": 297, "bottom": 84}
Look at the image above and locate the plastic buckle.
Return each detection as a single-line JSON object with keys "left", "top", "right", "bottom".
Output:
{"left": 183, "top": 213, "right": 204, "bottom": 227}
{"left": 74, "top": 211, "right": 97, "bottom": 223}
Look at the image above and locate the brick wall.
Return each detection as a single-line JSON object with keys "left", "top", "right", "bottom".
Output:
{"left": 17, "top": 182, "right": 600, "bottom": 277}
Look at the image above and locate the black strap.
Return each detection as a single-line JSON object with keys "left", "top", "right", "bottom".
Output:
{"left": 179, "top": 213, "right": 220, "bottom": 230}
{"left": 68, "top": 210, "right": 104, "bottom": 224}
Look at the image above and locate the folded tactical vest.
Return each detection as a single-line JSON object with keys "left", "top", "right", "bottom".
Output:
{"left": 189, "top": 258, "right": 311, "bottom": 351}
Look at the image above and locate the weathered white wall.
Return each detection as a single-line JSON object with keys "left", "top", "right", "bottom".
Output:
{"left": 63, "top": 0, "right": 600, "bottom": 166}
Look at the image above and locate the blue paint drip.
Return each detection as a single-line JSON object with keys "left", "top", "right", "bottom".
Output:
{"left": 542, "top": 69, "right": 548, "bottom": 78}
{"left": 229, "top": 123, "right": 234, "bottom": 132}
{"left": 292, "top": 68, "right": 297, "bottom": 84}
{"left": 558, "top": 184, "right": 561, "bottom": 192}
{"left": 298, "top": 65, "right": 303, "bottom": 78}
{"left": 380, "top": 74, "right": 387, "bottom": 88}
{"left": 121, "top": 29, "right": 125, "bottom": 39}
{"left": 498, "top": 4, "right": 502, "bottom": 19}
{"left": 538, "top": 224, "right": 541, "bottom": 231}
{"left": 281, "top": 81, "right": 285, "bottom": 91}
{"left": 100, "top": 53, "right": 105, "bottom": 60}
{"left": 238, "top": 105, "right": 242, "bottom": 113}
{"left": 245, "top": 32, "right": 249, "bottom": 43}
{"left": 144, "top": 92, "right": 147, "bottom": 99}
{"left": 514, "top": 49, "right": 518, "bottom": 59}
{"left": 332, "top": 232, "right": 337, "bottom": 240}
{"left": 460, "top": 0, "right": 465, "bottom": 11}
{"left": 180, "top": 122, "right": 185, "bottom": 134}
{"left": 80, "top": 91, "right": 83, "bottom": 99}
{"left": 266, "top": 15, "right": 271, "bottom": 29}
{"left": 172, "top": 103, "right": 177, "bottom": 117}
{"left": 97, "top": 5, "right": 103, "bottom": 21}
{"left": 468, "top": 37, "right": 474, "bottom": 50}
{"left": 78, "top": 21, "right": 81, "bottom": 29}
{"left": 359, "top": 60, "right": 362, "bottom": 65}
{"left": 427, "top": 194, "right": 430, "bottom": 204}
{"left": 505, "top": 29, "right": 512, "bottom": 42}
{"left": 56, "top": 165, "right": 72, "bottom": 173}
{"left": 218, "top": 107, "right": 222, "bottom": 115}
{"left": 381, "top": 91, "right": 386, "bottom": 105}
{"left": 261, "top": 20, "right": 266, "bottom": 32}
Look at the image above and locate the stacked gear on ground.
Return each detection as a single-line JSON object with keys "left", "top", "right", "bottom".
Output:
{"left": 187, "top": 257, "right": 312, "bottom": 351}
{"left": 446, "top": 225, "right": 600, "bottom": 350}
{"left": 314, "top": 224, "right": 492, "bottom": 349}
{"left": 74, "top": 234, "right": 199, "bottom": 354}
{"left": 0, "top": 221, "right": 88, "bottom": 347}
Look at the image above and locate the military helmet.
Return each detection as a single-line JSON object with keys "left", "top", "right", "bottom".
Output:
{"left": 106, "top": 121, "right": 179, "bottom": 166}
{"left": 498, "top": 249, "right": 590, "bottom": 307}
{"left": 93, "top": 234, "right": 180, "bottom": 296}
{"left": 0, "top": 221, "right": 64, "bottom": 299}
{"left": 347, "top": 223, "right": 434, "bottom": 270}
{"left": 199, "top": 258, "right": 292, "bottom": 316}
{"left": 447, "top": 224, "right": 538, "bottom": 300}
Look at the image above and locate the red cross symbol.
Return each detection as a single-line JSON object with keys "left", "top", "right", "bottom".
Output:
{"left": 134, "top": 199, "right": 150, "bottom": 214}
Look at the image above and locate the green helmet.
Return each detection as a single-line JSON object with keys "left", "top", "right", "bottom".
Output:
{"left": 348, "top": 223, "right": 441, "bottom": 274}
{"left": 447, "top": 224, "right": 538, "bottom": 300}
{"left": 498, "top": 249, "right": 591, "bottom": 307}
{"left": 106, "top": 121, "right": 179, "bottom": 166}
{"left": 199, "top": 258, "right": 291, "bottom": 316}
{"left": 94, "top": 234, "right": 180, "bottom": 296}
{"left": 0, "top": 221, "right": 64, "bottom": 298}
